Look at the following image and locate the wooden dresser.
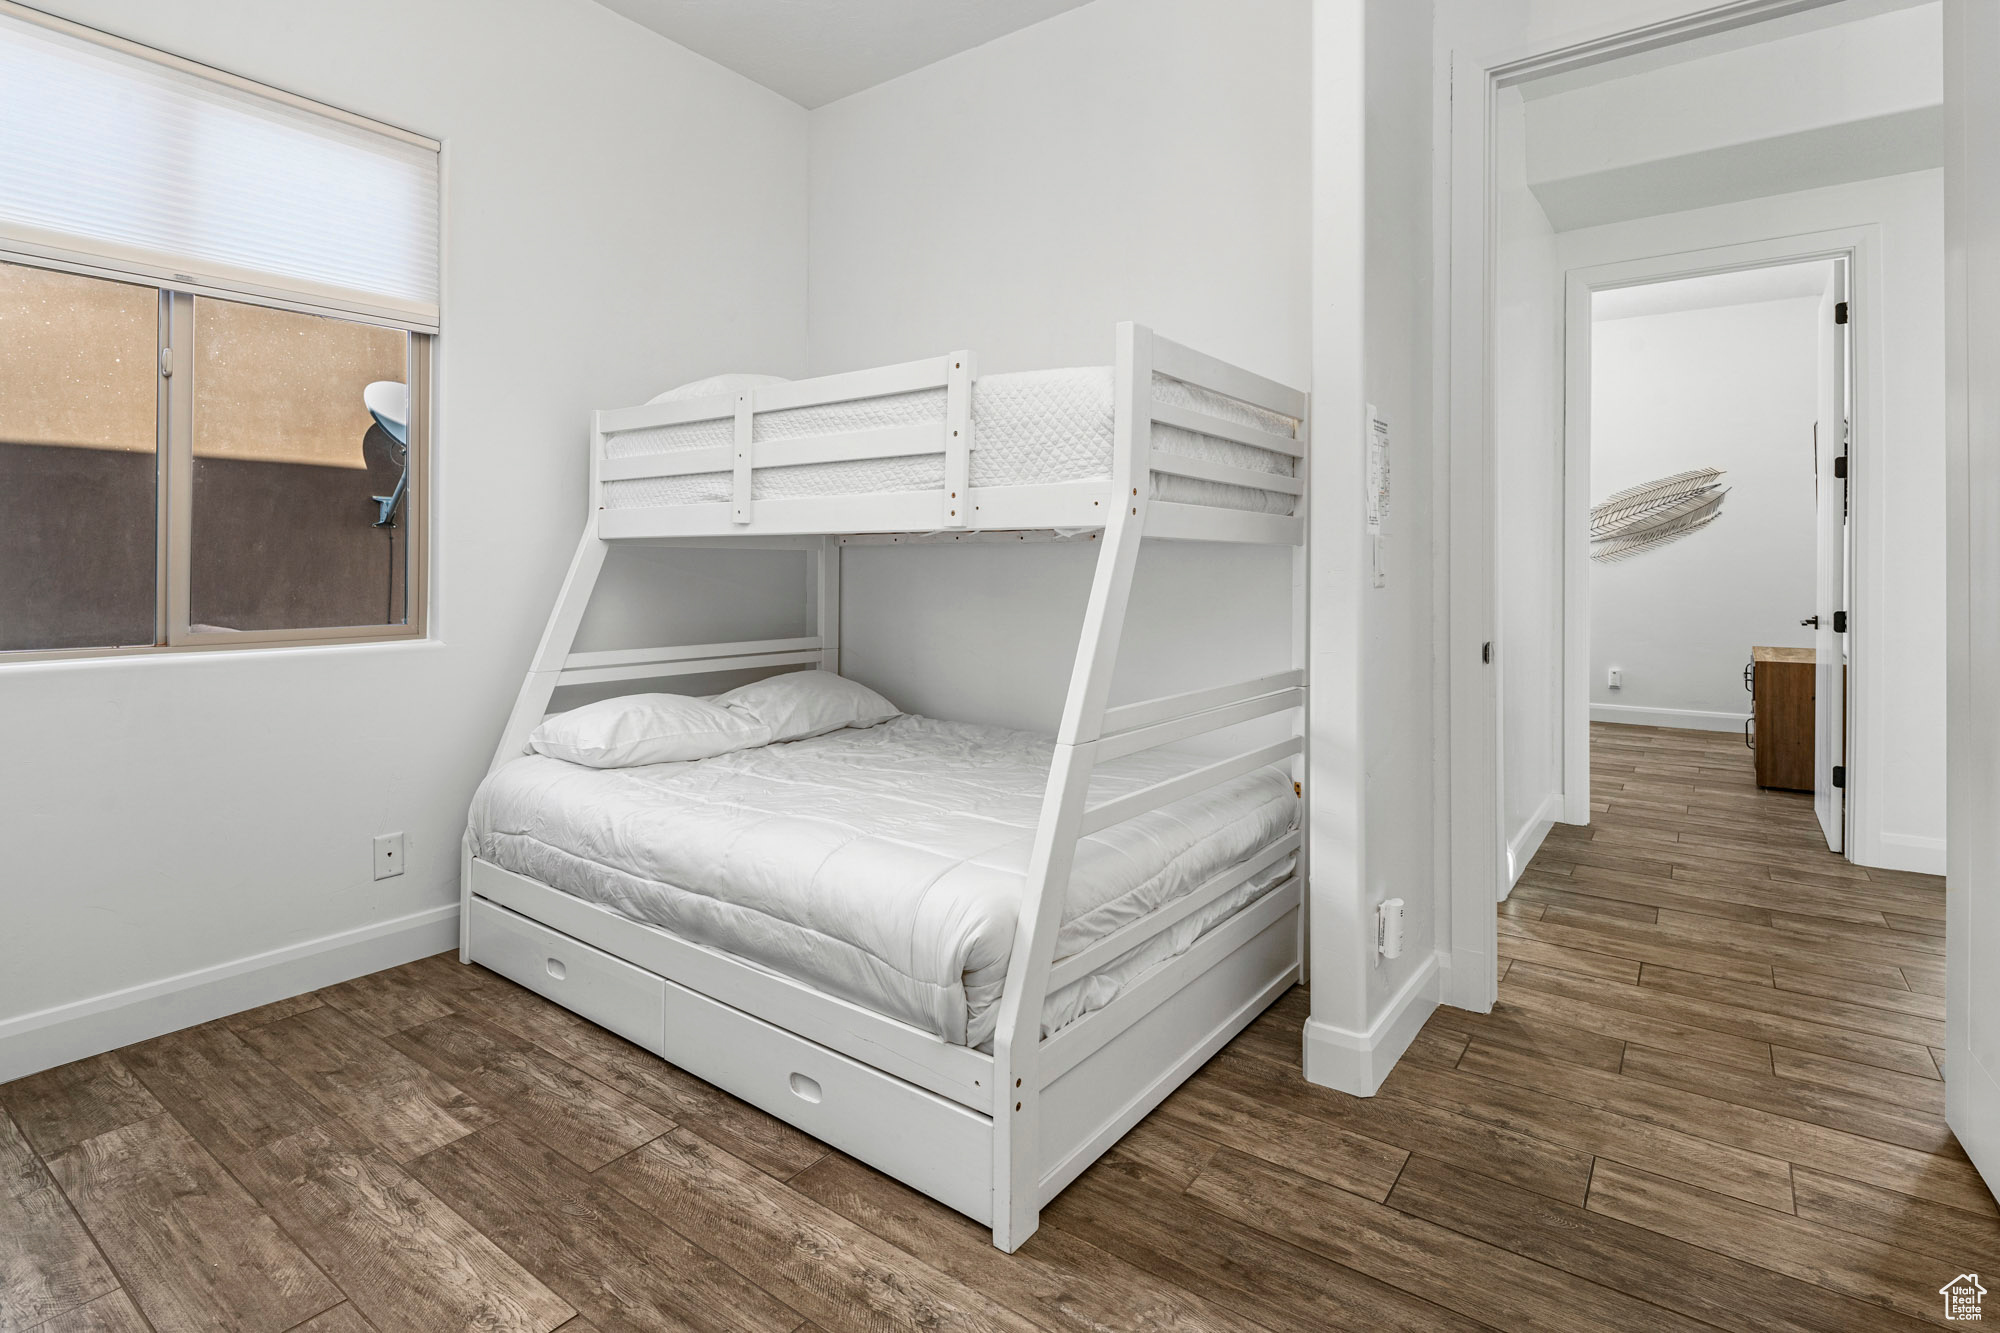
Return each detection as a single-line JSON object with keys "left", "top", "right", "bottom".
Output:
{"left": 1749, "top": 646, "right": 1815, "bottom": 791}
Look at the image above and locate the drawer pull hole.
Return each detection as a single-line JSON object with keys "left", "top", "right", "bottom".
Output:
{"left": 545, "top": 957, "right": 567, "bottom": 981}
{"left": 788, "top": 1073, "right": 822, "bottom": 1103}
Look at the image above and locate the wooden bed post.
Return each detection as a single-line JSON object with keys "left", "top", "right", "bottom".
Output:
{"left": 1293, "top": 390, "right": 1312, "bottom": 982}
{"left": 989, "top": 322, "right": 1153, "bottom": 1251}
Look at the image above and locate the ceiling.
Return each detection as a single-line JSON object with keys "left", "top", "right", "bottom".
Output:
{"left": 593, "top": 0, "right": 1097, "bottom": 108}
{"left": 1594, "top": 261, "right": 1834, "bottom": 322}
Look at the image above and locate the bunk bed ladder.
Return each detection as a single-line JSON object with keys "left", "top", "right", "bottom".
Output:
{"left": 466, "top": 490, "right": 611, "bottom": 959}
{"left": 467, "top": 471, "right": 847, "bottom": 961}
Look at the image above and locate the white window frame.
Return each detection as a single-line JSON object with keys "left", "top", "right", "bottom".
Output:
{"left": 0, "top": 3, "right": 438, "bottom": 661}
{"left": 0, "top": 250, "right": 434, "bottom": 662}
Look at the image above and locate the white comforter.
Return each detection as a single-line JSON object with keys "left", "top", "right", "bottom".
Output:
{"left": 468, "top": 715, "right": 1298, "bottom": 1047}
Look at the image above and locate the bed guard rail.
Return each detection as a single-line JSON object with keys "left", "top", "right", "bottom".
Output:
{"left": 1140, "top": 334, "right": 1309, "bottom": 545}
{"left": 1081, "top": 677, "right": 1304, "bottom": 835}
{"left": 1045, "top": 829, "right": 1301, "bottom": 993}
{"left": 1054, "top": 669, "right": 1305, "bottom": 985}
{"left": 594, "top": 351, "right": 976, "bottom": 531}
{"left": 556, "top": 636, "right": 825, "bottom": 687}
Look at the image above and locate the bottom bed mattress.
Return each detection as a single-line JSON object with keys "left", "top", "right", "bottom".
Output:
{"left": 468, "top": 714, "right": 1298, "bottom": 1048}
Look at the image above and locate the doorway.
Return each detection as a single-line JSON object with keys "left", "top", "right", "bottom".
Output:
{"left": 1554, "top": 251, "right": 1857, "bottom": 877}
{"left": 1444, "top": 0, "right": 1950, "bottom": 1019}
{"left": 1440, "top": 0, "right": 1994, "bottom": 1197}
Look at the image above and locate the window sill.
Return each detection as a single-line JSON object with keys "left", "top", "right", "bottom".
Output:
{"left": 0, "top": 633, "right": 444, "bottom": 676}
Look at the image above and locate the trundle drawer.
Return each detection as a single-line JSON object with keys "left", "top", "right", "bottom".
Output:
{"left": 656, "top": 970, "right": 994, "bottom": 1224}
{"left": 468, "top": 897, "right": 666, "bottom": 1050}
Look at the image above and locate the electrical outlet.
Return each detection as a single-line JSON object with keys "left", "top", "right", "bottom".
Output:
{"left": 373, "top": 832, "right": 405, "bottom": 880}
{"left": 1607, "top": 666, "right": 1623, "bottom": 690}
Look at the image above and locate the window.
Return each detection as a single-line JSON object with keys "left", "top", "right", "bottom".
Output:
{"left": 0, "top": 5, "right": 438, "bottom": 657}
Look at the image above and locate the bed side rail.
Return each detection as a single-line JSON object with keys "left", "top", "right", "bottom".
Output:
{"left": 1082, "top": 670, "right": 1304, "bottom": 836}
{"left": 1149, "top": 335, "right": 1309, "bottom": 422}
{"left": 487, "top": 533, "right": 843, "bottom": 775}
{"left": 556, "top": 636, "right": 823, "bottom": 687}
{"left": 1044, "top": 828, "right": 1301, "bottom": 993}
{"left": 594, "top": 352, "right": 977, "bottom": 530}
{"left": 1079, "top": 737, "right": 1302, "bottom": 837}
{"left": 1095, "top": 669, "right": 1304, "bottom": 758}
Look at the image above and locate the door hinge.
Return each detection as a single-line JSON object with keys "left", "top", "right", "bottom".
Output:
{"left": 1834, "top": 300, "right": 1849, "bottom": 325}
{"left": 1833, "top": 455, "right": 1847, "bottom": 480}
{"left": 1833, "top": 610, "right": 1848, "bottom": 634}
{"left": 1482, "top": 641, "right": 1493, "bottom": 665}
{"left": 1832, "top": 765, "right": 1846, "bottom": 789}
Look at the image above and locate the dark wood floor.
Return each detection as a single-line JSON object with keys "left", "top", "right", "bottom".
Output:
{"left": 1, "top": 723, "right": 1986, "bottom": 1333}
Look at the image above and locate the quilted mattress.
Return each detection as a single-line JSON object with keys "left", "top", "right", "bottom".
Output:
{"left": 468, "top": 713, "right": 1299, "bottom": 1048}
{"left": 602, "top": 368, "right": 1301, "bottom": 516}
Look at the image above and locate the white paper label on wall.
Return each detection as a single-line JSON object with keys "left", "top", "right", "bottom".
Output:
{"left": 1366, "top": 407, "right": 1391, "bottom": 534}
{"left": 1367, "top": 406, "right": 1390, "bottom": 588}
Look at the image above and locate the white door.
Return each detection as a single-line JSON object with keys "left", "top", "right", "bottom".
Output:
{"left": 1812, "top": 264, "right": 1850, "bottom": 853}
{"left": 1944, "top": 0, "right": 2000, "bottom": 1201}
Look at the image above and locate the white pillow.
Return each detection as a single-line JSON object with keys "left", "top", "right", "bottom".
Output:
{"left": 715, "top": 670, "right": 899, "bottom": 743}
{"left": 529, "top": 693, "right": 770, "bottom": 768}
{"left": 647, "top": 373, "right": 790, "bottom": 405}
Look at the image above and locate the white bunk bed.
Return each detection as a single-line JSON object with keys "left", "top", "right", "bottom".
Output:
{"left": 464, "top": 322, "right": 1308, "bottom": 1251}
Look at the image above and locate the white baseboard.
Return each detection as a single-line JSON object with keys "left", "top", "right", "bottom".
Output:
{"left": 1301, "top": 951, "right": 1440, "bottom": 1096}
{"left": 1590, "top": 703, "right": 1750, "bottom": 733}
{"left": 1504, "top": 793, "right": 1562, "bottom": 894}
{"left": 1869, "top": 832, "right": 1947, "bottom": 877}
{"left": 0, "top": 902, "right": 460, "bottom": 1083}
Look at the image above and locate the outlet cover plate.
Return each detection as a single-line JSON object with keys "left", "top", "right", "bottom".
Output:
{"left": 373, "top": 832, "right": 405, "bottom": 880}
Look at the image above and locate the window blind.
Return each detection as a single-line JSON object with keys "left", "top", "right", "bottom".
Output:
{"left": 0, "top": 6, "right": 439, "bottom": 331}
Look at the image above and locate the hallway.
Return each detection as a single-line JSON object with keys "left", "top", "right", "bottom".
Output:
{"left": 1395, "top": 720, "right": 1980, "bottom": 1324}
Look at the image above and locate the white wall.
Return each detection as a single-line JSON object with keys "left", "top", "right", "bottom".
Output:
{"left": 1522, "top": 3, "right": 1942, "bottom": 230}
{"left": 1356, "top": 0, "right": 1440, "bottom": 1063}
{"left": 1297, "top": 0, "right": 1439, "bottom": 1095}
{"left": 842, "top": 540, "right": 1296, "bottom": 738}
{"left": 806, "top": 0, "right": 1310, "bottom": 735}
{"left": 1494, "top": 86, "right": 1565, "bottom": 886}
{"left": 807, "top": 0, "right": 1309, "bottom": 382}
{"left": 1589, "top": 294, "right": 1824, "bottom": 727}
{"left": 0, "top": 0, "right": 810, "bottom": 1078}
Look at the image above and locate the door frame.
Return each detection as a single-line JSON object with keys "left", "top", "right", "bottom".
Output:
{"left": 1942, "top": 0, "right": 1998, "bottom": 1189}
{"left": 1558, "top": 234, "right": 1874, "bottom": 860}
{"left": 1441, "top": 0, "right": 1860, "bottom": 1011}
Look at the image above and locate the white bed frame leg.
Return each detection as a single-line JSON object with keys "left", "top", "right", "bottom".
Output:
{"left": 458, "top": 828, "right": 476, "bottom": 962}
{"left": 818, "top": 537, "right": 842, "bottom": 674}
{"left": 989, "top": 323, "right": 1153, "bottom": 1251}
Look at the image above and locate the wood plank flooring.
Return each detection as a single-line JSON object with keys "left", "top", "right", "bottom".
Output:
{"left": 0, "top": 723, "right": 1984, "bottom": 1331}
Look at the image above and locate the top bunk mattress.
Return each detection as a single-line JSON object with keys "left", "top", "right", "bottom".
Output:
{"left": 468, "top": 714, "right": 1299, "bottom": 1048}
{"left": 602, "top": 368, "right": 1301, "bottom": 516}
